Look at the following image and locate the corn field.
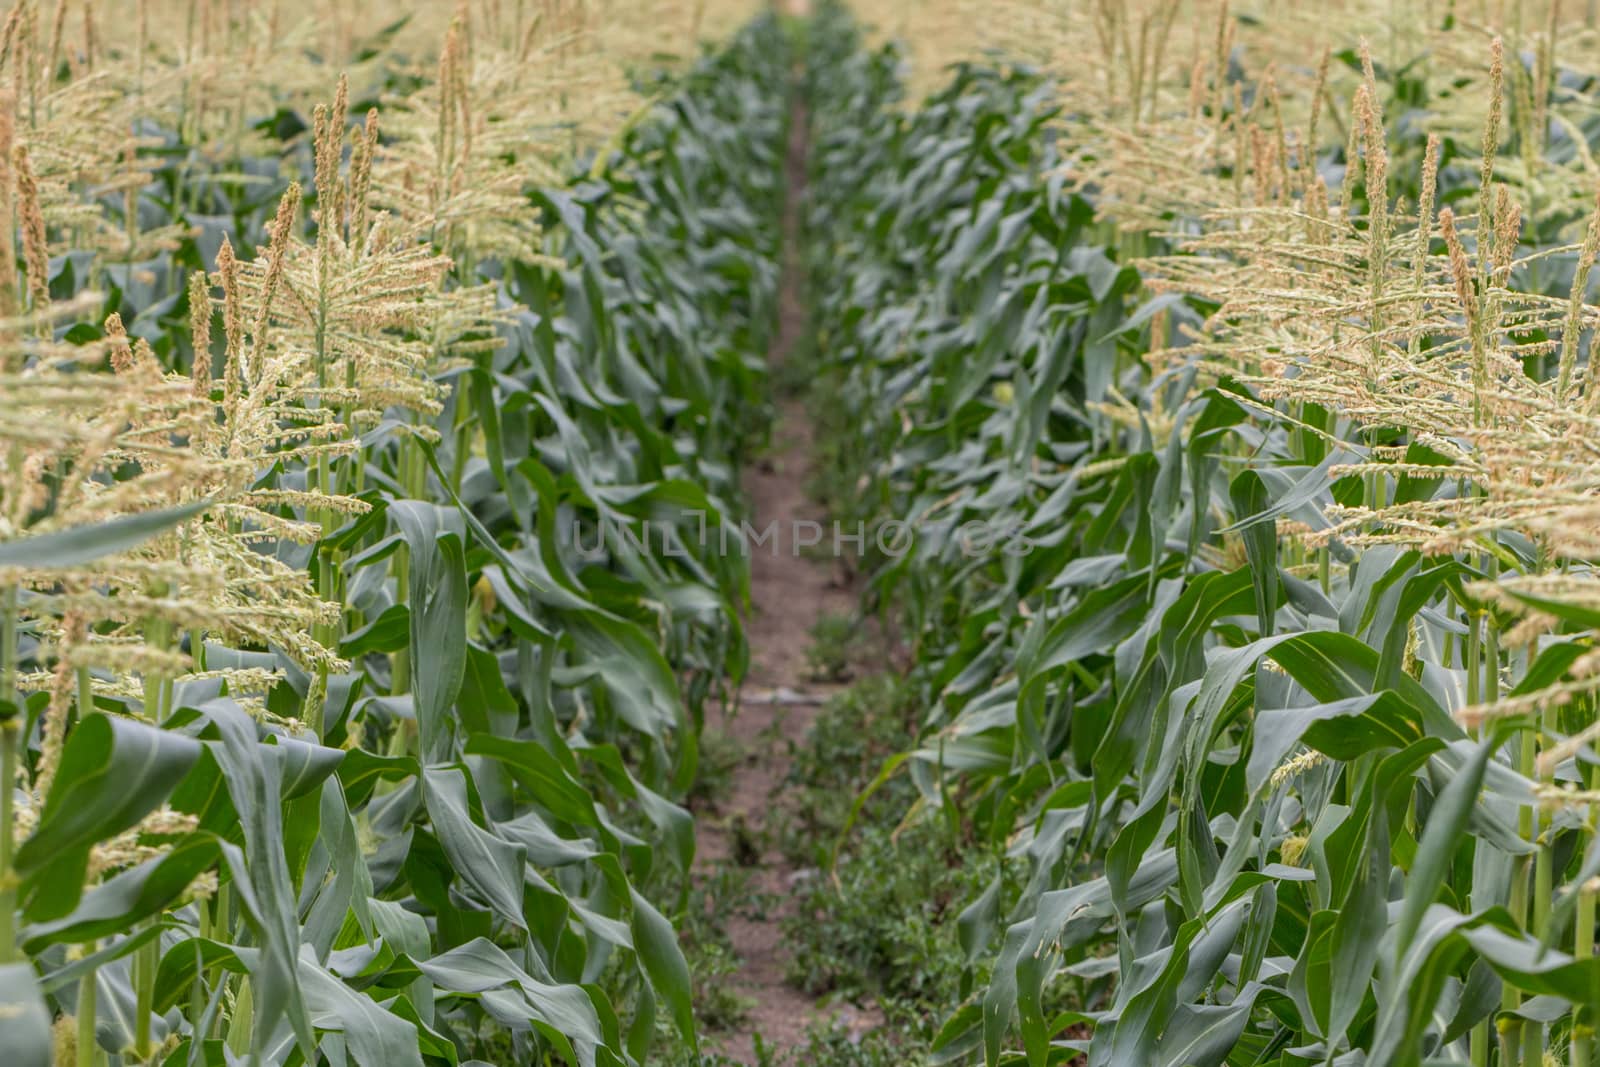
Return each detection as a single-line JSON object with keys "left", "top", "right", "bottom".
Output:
{"left": 5, "top": 0, "right": 1600, "bottom": 1065}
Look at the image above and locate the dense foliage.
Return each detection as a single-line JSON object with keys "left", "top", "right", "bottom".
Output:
{"left": 14, "top": 2, "right": 1600, "bottom": 1066}
{"left": 0, "top": 5, "right": 781, "bottom": 1066}
{"left": 803, "top": 2, "right": 1600, "bottom": 1065}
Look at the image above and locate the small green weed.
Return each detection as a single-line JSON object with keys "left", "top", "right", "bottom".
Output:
{"left": 788, "top": 1019, "right": 925, "bottom": 1066}
{"left": 776, "top": 675, "right": 917, "bottom": 866}
{"left": 782, "top": 818, "right": 1000, "bottom": 1015}
{"left": 806, "top": 611, "right": 859, "bottom": 682}
{"left": 690, "top": 941, "right": 757, "bottom": 1031}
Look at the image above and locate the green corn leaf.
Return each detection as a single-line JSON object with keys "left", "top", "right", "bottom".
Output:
{"left": 390, "top": 501, "right": 469, "bottom": 764}
{"left": 420, "top": 766, "right": 528, "bottom": 930}
{"left": 0, "top": 499, "right": 210, "bottom": 569}
{"left": 16, "top": 714, "right": 201, "bottom": 919}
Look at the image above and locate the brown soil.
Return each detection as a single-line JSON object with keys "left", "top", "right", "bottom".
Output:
{"left": 693, "top": 67, "right": 879, "bottom": 1064}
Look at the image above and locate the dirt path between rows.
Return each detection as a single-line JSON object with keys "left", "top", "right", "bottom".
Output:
{"left": 693, "top": 60, "right": 869, "bottom": 1064}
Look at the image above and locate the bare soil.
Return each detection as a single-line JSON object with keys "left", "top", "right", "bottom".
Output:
{"left": 693, "top": 76, "right": 879, "bottom": 1063}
